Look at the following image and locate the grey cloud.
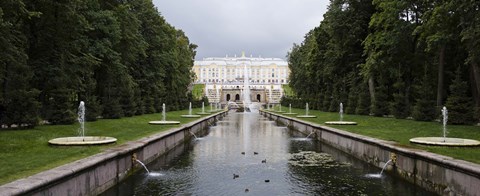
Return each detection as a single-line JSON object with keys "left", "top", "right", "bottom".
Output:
{"left": 153, "top": 0, "right": 328, "bottom": 59}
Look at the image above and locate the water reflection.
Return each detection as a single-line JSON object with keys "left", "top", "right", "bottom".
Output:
{"left": 101, "top": 112, "right": 434, "bottom": 195}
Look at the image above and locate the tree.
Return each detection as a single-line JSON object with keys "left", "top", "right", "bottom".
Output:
{"left": 83, "top": 0, "right": 133, "bottom": 119}
{"left": 457, "top": 1, "right": 480, "bottom": 116}
{"left": 415, "top": 1, "right": 461, "bottom": 107}
{"left": 412, "top": 70, "right": 436, "bottom": 121}
{"left": 345, "top": 84, "right": 358, "bottom": 114}
{"left": 355, "top": 82, "right": 371, "bottom": 115}
{"left": 362, "top": 0, "right": 421, "bottom": 117}
{"left": 391, "top": 79, "right": 409, "bottom": 118}
{"left": 445, "top": 67, "right": 475, "bottom": 124}
{"left": 287, "top": 0, "right": 373, "bottom": 114}
{"left": 113, "top": 3, "right": 147, "bottom": 116}
{"left": 0, "top": 0, "right": 196, "bottom": 127}
{"left": 0, "top": 0, "right": 40, "bottom": 127}
{"left": 26, "top": 0, "right": 89, "bottom": 124}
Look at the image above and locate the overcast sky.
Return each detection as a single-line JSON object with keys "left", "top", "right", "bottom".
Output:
{"left": 152, "top": 0, "right": 328, "bottom": 60}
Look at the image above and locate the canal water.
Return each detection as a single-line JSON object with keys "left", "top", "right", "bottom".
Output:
{"left": 101, "top": 112, "right": 434, "bottom": 195}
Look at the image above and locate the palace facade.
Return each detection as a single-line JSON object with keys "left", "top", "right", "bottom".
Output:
{"left": 193, "top": 52, "right": 289, "bottom": 104}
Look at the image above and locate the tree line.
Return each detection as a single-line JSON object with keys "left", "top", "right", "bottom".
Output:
{"left": 285, "top": 0, "right": 479, "bottom": 125}
{"left": 0, "top": 0, "right": 199, "bottom": 128}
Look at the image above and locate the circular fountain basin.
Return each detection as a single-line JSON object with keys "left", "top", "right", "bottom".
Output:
{"left": 149, "top": 121, "right": 180, "bottom": 125}
{"left": 409, "top": 137, "right": 480, "bottom": 147}
{"left": 296, "top": 115, "right": 317, "bottom": 118}
{"left": 283, "top": 113, "right": 298, "bottom": 115}
{"left": 196, "top": 112, "right": 211, "bottom": 115}
{"left": 181, "top": 114, "right": 201, "bottom": 118}
{"left": 48, "top": 136, "right": 117, "bottom": 146}
{"left": 325, "top": 121, "right": 357, "bottom": 125}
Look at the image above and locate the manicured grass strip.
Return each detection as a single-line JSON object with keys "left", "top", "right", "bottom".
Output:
{"left": 0, "top": 108, "right": 220, "bottom": 185}
{"left": 272, "top": 107, "right": 480, "bottom": 164}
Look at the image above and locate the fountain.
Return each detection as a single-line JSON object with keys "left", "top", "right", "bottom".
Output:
{"left": 442, "top": 106, "right": 448, "bottom": 141}
{"left": 208, "top": 103, "right": 219, "bottom": 113}
{"left": 297, "top": 103, "right": 316, "bottom": 118}
{"left": 216, "top": 87, "right": 220, "bottom": 104}
{"left": 48, "top": 101, "right": 117, "bottom": 145}
{"left": 284, "top": 104, "right": 297, "bottom": 115}
{"left": 291, "top": 130, "right": 315, "bottom": 141}
{"left": 197, "top": 102, "right": 211, "bottom": 115}
{"left": 365, "top": 160, "right": 392, "bottom": 178}
{"left": 248, "top": 102, "right": 261, "bottom": 113}
{"left": 103, "top": 112, "right": 433, "bottom": 195}
{"left": 409, "top": 106, "right": 480, "bottom": 146}
{"left": 227, "top": 101, "right": 240, "bottom": 110}
{"left": 276, "top": 104, "right": 285, "bottom": 113}
{"left": 243, "top": 62, "right": 251, "bottom": 112}
{"left": 325, "top": 103, "right": 357, "bottom": 125}
{"left": 149, "top": 103, "right": 180, "bottom": 125}
{"left": 305, "top": 130, "right": 315, "bottom": 139}
{"left": 135, "top": 159, "right": 150, "bottom": 173}
{"left": 181, "top": 102, "right": 201, "bottom": 118}
{"left": 189, "top": 131, "right": 203, "bottom": 140}
{"left": 268, "top": 88, "right": 272, "bottom": 106}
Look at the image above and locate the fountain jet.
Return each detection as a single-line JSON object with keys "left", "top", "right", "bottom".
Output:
{"left": 149, "top": 103, "right": 180, "bottom": 125}
{"left": 297, "top": 103, "right": 316, "bottom": 118}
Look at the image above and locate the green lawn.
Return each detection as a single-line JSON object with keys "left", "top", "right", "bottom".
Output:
{"left": 271, "top": 106, "right": 480, "bottom": 164}
{"left": 0, "top": 108, "right": 220, "bottom": 185}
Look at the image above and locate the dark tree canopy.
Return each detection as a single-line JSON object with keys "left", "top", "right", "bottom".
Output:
{"left": 0, "top": 0, "right": 197, "bottom": 128}
{"left": 284, "top": 0, "right": 479, "bottom": 124}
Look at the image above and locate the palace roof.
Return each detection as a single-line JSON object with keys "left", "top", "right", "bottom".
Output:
{"left": 195, "top": 55, "right": 288, "bottom": 66}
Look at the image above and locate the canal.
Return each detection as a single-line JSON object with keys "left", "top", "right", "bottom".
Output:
{"left": 101, "top": 112, "right": 434, "bottom": 195}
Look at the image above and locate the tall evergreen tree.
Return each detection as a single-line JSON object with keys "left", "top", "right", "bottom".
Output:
{"left": 26, "top": 0, "right": 88, "bottom": 124}
{"left": 445, "top": 67, "right": 475, "bottom": 124}
{"left": 412, "top": 69, "right": 436, "bottom": 121}
{"left": 345, "top": 84, "right": 358, "bottom": 114}
{"left": 0, "top": 0, "right": 40, "bottom": 127}
{"left": 130, "top": 0, "right": 168, "bottom": 114}
{"left": 113, "top": 3, "right": 147, "bottom": 116}
{"left": 83, "top": 0, "right": 133, "bottom": 119}
{"left": 391, "top": 79, "right": 409, "bottom": 118}
{"left": 356, "top": 82, "right": 371, "bottom": 115}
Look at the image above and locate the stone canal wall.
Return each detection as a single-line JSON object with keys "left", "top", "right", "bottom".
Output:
{"left": 0, "top": 111, "right": 227, "bottom": 196}
{"left": 261, "top": 111, "right": 480, "bottom": 196}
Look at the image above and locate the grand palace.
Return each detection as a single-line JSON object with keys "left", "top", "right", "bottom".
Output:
{"left": 192, "top": 52, "right": 289, "bottom": 105}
